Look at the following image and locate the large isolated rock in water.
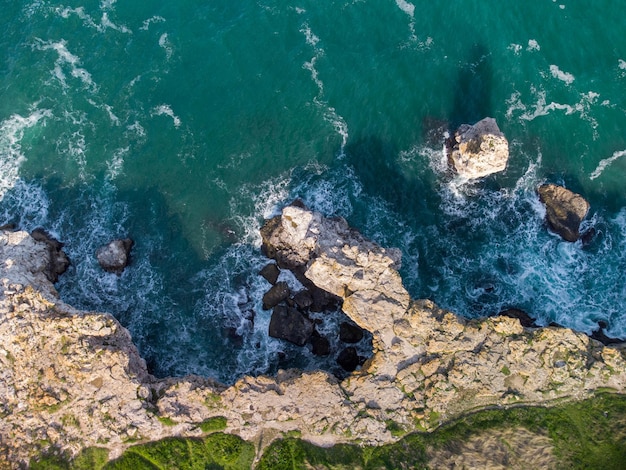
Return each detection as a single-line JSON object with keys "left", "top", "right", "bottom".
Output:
{"left": 269, "top": 305, "right": 315, "bottom": 346}
{"left": 446, "top": 117, "right": 509, "bottom": 179}
{"left": 537, "top": 184, "right": 590, "bottom": 242}
{"left": 96, "top": 238, "right": 133, "bottom": 274}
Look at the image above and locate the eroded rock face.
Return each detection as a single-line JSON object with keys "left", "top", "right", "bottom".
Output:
{"left": 446, "top": 117, "right": 509, "bottom": 179}
{"left": 30, "top": 228, "right": 70, "bottom": 283}
{"left": 537, "top": 184, "right": 590, "bottom": 242}
{"left": 96, "top": 238, "right": 134, "bottom": 274}
{"left": 2, "top": 209, "right": 626, "bottom": 467}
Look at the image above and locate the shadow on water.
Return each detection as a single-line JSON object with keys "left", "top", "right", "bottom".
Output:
{"left": 448, "top": 43, "right": 494, "bottom": 128}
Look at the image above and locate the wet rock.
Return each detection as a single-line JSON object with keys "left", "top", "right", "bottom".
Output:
{"left": 590, "top": 321, "right": 624, "bottom": 346}
{"left": 498, "top": 308, "right": 539, "bottom": 328}
{"left": 537, "top": 184, "right": 590, "bottom": 242}
{"left": 310, "top": 331, "right": 330, "bottom": 356}
{"left": 268, "top": 305, "right": 315, "bottom": 346}
{"left": 30, "top": 228, "right": 70, "bottom": 283}
{"left": 337, "top": 347, "right": 360, "bottom": 372}
{"left": 339, "top": 322, "right": 364, "bottom": 343}
{"left": 262, "top": 281, "right": 290, "bottom": 310}
{"left": 96, "top": 238, "right": 134, "bottom": 274}
{"left": 293, "top": 290, "right": 313, "bottom": 310}
{"left": 446, "top": 117, "right": 509, "bottom": 179}
{"left": 259, "top": 263, "right": 280, "bottom": 285}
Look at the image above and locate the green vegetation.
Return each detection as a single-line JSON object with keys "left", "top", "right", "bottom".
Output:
{"left": 29, "top": 393, "right": 626, "bottom": 469}
{"left": 157, "top": 416, "right": 178, "bottom": 427}
{"left": 198, "top": 416, "right": 228, "bottom": 433}
{"left": 104, "top": 434, "right": 254, "bottom": 470}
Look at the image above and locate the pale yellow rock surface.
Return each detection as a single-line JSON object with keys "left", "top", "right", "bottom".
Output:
{"left": 1, "top": 207, "right": 625, "bottom": 468}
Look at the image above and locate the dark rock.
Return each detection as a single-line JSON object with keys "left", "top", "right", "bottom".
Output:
{"left": 581, "top": 227, "right": 596, "bottom": 247}
{"left": 537, "top": 184, "right": 590, "bottom": 242}
{"left": 259, "top": 263, "right": 280, "bottom": 285}
{"left": 337, "top": 347, "right": 360, "bottom": 372}
{"left": 310, "top": 287, "right": 342, "bottom": 312}
{"left": 590, "top": 321, "right": 624, "bottom": 345}
{"left": 30, "top": 228, "right": 70, "bottom": 283}
{"left": 96, "top": 238, "right": 134, "bottom": 274}
{"left": 310, "top": 332, "right": 330, "bottom": 356}
{"left": 293, "top": 290, "right": 313, "bottom": 310}
{"left": 262, "top": 281, "right": 290, "bottom": 310}
{"left": 339, "top": 322, "right": 364, "bottom": 343}
{"left": 268, "top": 305, "right": 315, "bottom": 346}
{"left": 259, "top": 215, "right": 281, "bottom": 260}
{"left": 498, "top": 308, "right": 538, "bottom": 328}
{"left": 0, "top": 223, "right": 16, "bottom": 231}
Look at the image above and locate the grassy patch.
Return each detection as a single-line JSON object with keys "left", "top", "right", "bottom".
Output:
{"left": 198, "top": 416, "right": 228, "bottom": 433}
{"left": 157, "top": 416, "right": 177, "bottom": 427}
{"left": 103, "top": 433, "right": 254, "bottom": 470}
{"left": 29, "top": 393, "right": 626, "bottom": 469}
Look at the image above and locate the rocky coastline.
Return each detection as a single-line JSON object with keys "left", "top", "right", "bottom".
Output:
{"left": 1, "top": 200, "right": 626, "bottom": 468}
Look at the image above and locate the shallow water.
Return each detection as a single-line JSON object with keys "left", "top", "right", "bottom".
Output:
{"left": 1, "top": 1, "right": 625, "bottom": 383}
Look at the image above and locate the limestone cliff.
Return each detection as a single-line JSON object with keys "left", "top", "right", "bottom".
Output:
{"left": 1, "top": 208, "right": 625, "bottom": 468}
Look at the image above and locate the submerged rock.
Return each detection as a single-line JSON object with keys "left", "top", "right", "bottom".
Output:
{"left": 310, "top": 331, "right": 331, "bottom": 356}
{"left": 268, "top": 305, "right": 315, "bottom": 346}
{"left": 537, "top": 184, "right": 590, "bottom": 242}
{"left": 446, "top": 117, "right": 509, "bottom": 179}
{"left": 30, "top": 228, "right": 70, "bottom": 283}
{"left": 96, "top": 238, "right": 133, "bottom": 274}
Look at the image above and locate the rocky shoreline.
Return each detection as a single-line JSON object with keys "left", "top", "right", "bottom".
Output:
{"left": 1, "top": 201, "right": 626, "bottom": 468}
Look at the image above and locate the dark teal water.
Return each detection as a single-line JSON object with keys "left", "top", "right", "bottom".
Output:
{"left": 1, "top": 1, "right": 625, "bottom": 383}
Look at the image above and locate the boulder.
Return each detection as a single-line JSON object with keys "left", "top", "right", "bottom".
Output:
{"left": 446, "top": 117, "right": 509, "bottom": 179}
{"left": 293, "top": 290, "right": 313, "bottom": 310}
{"left": 537, "top": 184, "right": 590, "bottom": 242}
{"left": 310, "top": 331, "right": 331, "bottom": 356}
{"left": 96, "top": 238, "right": 134, "bottom": 274}
{"left": 339, "top": 322, "right": 364, "bottom": 343}
{"left": 268, "top": 305, "right": 315, "bottom": 346}
{"left": 262, "top": 281, "right": 291, "bottom": 310}
{"left": 259, "top": 263, "right": 280, "bottom": 285}
{"left": 498, "top": 308, "right": 538, "bottom": 328}
{"left": 337, "top": 347, "right": 360, "bottom": 372}
{"left": 30, "top": 228, "right": 70, "bottom": 283}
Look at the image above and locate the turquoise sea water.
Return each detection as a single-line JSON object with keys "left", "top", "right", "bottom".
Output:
{"left": 1, "top": 0, "right": 625, "bottom": 383}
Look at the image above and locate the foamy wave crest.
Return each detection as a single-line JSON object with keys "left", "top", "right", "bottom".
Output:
{"left": 140, "top": 16, "right": 166, "bottom": 31}
{"left": 527, "top": 39, "right": 540, "bottom": 51}
{"left": 507, "top": 87, "right": 600, "bottom": 133}
{"left": 0, "top": 179, "right": 50, "bottom": 230}
{"left": 34, "top": 39, "right": 98, "bottom": 92}
{"left": 152, "top": 104, "right": 181, "bottom": 128}
{"left": 300, "top": 22, "right": 350, "bottom": 156}
{"left": 590, "top": 149, "right": 626, "bottom": 180}
{"left": 0, "top": 109, "right": 52, "bottom": 200}
{"left": 159, "top": 33, "right": 174, "bottom": 60}
{"left": 56, "top": 5, "right": 131, "bottom": 34}
{"left": 395, "top": 0, "right": 417, "bottom": 41}
{"left": 549, "top": 64, "right": 575, "bottom": 84}
{"left": 106, "top": 147, "right": 129, "bottom": 180}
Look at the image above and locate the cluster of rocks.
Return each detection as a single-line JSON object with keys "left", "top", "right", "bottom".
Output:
{"left": 259, "top": 256, "right": 368, "bottom": 373}
{"left": 2, "top": 206, "right": 626, "bottom": 468}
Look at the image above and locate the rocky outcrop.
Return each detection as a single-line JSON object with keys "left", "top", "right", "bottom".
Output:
{"left": 537, "top": 184, "right": 590, "bottom": 242}
{"left": 1, "top": 207, "right": 626, "bottom": 468}
{"left": 96, "top": 238, "right": 134, "bottom": 274}
{"left": 30, "top": 228, "right": 70, "bottom": 283}
{"left": 446, "top": 117, "right": 509, "bottom": 179}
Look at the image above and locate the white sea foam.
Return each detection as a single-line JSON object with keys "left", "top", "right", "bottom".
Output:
{"left": 299, "top": 23, "right": 350, "bottom": 156}
{"left": 34, "top": 39, "right": 98, "bottom": 92}
{"left": 527, "top": 39, "right": 540, "bottom": 51}
{"left": 589, "top": 149, "right": 626, "bottom": 180}
{"left": 0, "top": 109, "right": 52, "bottom": 200}
{"left": 140, "top": 16, "right": 166, "bottom": 31}
{"left": 549, "top": 64, "right": 575, "bottom": 84}
{"left": 56, "top": 6, "right": 131, "bottom": 34}
{"left": 159, "top": 33, "right": 173, "bottom": 60}
{"left": 508, "top": 44, "right": 522, "bottom": 55}
{"left": 106, "top": 147, "right": 129, "bottom": 180}
{"left": 620, "top": 59, "right": 626, "bottom": 70}
{"left": 152, "top": 104, "right": 181, "bottom": 128}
